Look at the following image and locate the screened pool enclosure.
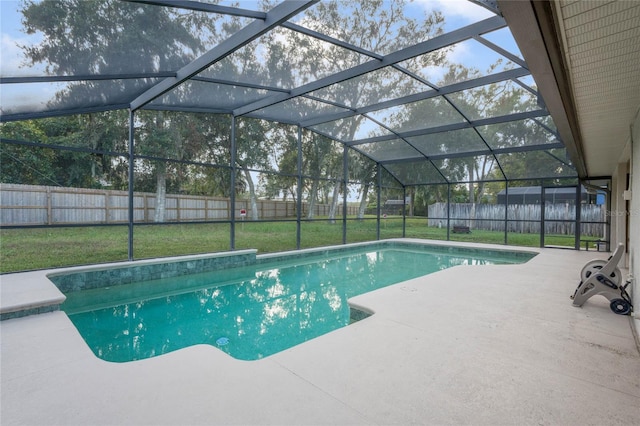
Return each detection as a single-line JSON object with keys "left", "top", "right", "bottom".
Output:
{"left": 0, "top": 0, "right": 609, "bottom": 272}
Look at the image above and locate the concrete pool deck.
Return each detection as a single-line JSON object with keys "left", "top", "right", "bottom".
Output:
{"left": 1, "top": 240, "right": 639, "bottom": 425}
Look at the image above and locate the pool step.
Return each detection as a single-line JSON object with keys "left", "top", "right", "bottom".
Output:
{"left": 0, "top": 270, "right": 66, "bottom": 321}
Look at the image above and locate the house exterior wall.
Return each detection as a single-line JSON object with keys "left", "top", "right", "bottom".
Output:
{"left": 611, "top": 159, "right": 630, "bottom": 267}
{"left": 630, "top": 107, "right": 640, "bottom": 332}
{"left": 609, "top": 106, "right": 638, "bottom": 335}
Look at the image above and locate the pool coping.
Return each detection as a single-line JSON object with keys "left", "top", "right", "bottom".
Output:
{"left": 0, "top": 239, "right": 539, "bottom": 321}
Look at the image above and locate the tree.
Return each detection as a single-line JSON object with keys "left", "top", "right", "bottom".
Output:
{"left": 349, "top": 150, "right": 377, "bottom": 219}
{"left": 235, "top": 118, "right": 282, "bottom": 221}
{"left": 18, "top": 0, "right": 231, "bottom": 221}
{"left": 263, "top": 0, "right": 447, "bottom": 219}
{"left": 262, "top": 130, "right": 299, "bottom": 204}
{"left": 0, "top": 120, "right": 57, "bottom": 185}
{"left": 1, "top": 112, "right": 129, "bottom": 188}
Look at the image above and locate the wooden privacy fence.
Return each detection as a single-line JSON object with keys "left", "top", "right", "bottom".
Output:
{"left": 427, "top": 202, "right": 606, "bottom": 237}
{"left": 0, "top": 183, "right": 357, "bottom": 226}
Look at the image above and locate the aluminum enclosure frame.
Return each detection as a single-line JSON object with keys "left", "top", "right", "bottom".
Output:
{"left": 0, "top": 0, "right": 594, "bottom": 265}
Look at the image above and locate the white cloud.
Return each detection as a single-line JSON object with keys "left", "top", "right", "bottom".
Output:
{"left": 1, "top": 32, "right": 47, "bottom": 76}
{"left": 0, "top": 80, "right": 61, "bottom": 113}
{"left": 1, "top": 33, "right": 29, "bottom": 76}
{"left": 415, "top": 40, "right": 470, "bottom": 84}
{"left": 416, "top": 0, "right": 495, "bottom": 26}
{"left": 445, "top": 39, "right": 471, "bottom": 63}
{"left": 1, "top": 34, "right": 55, "bottom": 114}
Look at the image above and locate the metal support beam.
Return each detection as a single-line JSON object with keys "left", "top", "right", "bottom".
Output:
{"left": 472, "top": 35, "right": 528, "bottom": 69}
{"left": 190, "top": 76, "right": 290, "bottom": 93}
{"left": 0, "top": 72, "right": 175, "bottom": 84}
{"left": 125, "top": 0, "right": 268, "bottom": 19}
{"left": 504, "top": 184, "right": 509, "bottom": 245}
{"left": 130, "top": 0, "right": 317, "bottom": 111}
{"left": 230, "top": 116, "right": 236, "bottom": 250}
{"left": 342, "top": 146, "right": 348, "bottom": 244}
{"left": 1, "top": 104, "right": 130, "bottom": 123}
{"left": 282, "top": 21, "right": 383, "bottom": 61}
{"left": 127, "top": 109, "right": 135, "bottom": 261}
{"left": 296, "top": 126, "right": 303, "bottom": 249}
{"left": 446, "top": 184, "right": 451, "bottom": 241}
{"left": 378, "top": 142, "right": 565, "bottom": 165}
{"left": 402, "top": 186, "right": 406, "bottom": 238}
{"left": 470, "top": 0, "right": 500, "bottom": 15}
{"left": 377, "top": 163, "right": 381, "bottom": 240}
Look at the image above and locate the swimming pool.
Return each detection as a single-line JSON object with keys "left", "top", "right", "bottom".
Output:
{"left": 57, "top": 242, "right": 536, "bottom": 362}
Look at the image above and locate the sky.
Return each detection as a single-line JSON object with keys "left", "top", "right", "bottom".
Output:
{"left": 0, "top": 0, "right": 522, "bottom": 114}
{"left": 1, "top": 0, "right": 40, "bottom": 76}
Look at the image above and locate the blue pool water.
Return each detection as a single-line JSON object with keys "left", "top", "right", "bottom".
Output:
{"left": 62, "top": 245, "right": 534, "bottom": 362}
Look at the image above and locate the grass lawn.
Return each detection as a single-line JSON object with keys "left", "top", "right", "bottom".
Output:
{"left": 0, "top": 216, "right": 578, "bottom": 273}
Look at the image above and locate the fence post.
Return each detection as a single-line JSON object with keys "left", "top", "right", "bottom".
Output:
{"left": 104, "top": 190, "right": 109, "bottom": 224}
{"left": 143, "top": 194, "right": 148, "bottom": 222}
{"left": 46, "top": 187, "right": 52, "bottom": 225}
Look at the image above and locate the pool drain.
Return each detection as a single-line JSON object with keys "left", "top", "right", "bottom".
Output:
{"left": 216, "top": 337, "right": 229, "bottom": 346}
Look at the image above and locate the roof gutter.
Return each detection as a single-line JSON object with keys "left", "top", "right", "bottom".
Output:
{"left": 497, "top": 0, "right": 588, "bottom": 178}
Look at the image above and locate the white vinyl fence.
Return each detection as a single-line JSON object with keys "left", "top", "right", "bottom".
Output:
{"left": 427, "top": 202, "right": 606, "bottom": 237}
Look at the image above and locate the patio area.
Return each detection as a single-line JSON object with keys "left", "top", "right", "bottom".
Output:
{"left": 1, "top": 241, "right": 638, "bottom": 425}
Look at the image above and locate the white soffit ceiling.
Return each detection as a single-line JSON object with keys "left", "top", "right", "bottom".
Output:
{"left": 554, "top": 0, "right": 640, "bottom": 177}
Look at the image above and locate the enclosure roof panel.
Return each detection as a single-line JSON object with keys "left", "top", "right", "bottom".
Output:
{"left": 432, "top": 153, "right": 506, "bottom": 182}
{"left": 396, "top": 37, "right": 525, "bottom": 87}
{"left": 405, "top": 128, "right": 488, "bottom": 156}
{"left": 476, "top": 118, "right": 560, "bottom": 150}
{"left": 307, "top": 66, "right": 433, "bottom": 110}
{"left": 308, "top": 116, "right": 393, "bottom": 142}
{"left": 0, "top": 0, "right": 255, "bottom": 79}
{"left": 495, "top": 148, "right": 576, "bottom": 180}
{"left": 289, "top": 0, "right": 493, "bottom": 56}
{"left": 447, "top": 80, "right": 543, "bottom": 121}
{"left": 356, "top": 138, "right": 424, "bottom": 163}
{"left": 149, "top": 80, "right": 280, "bottom": 110}
{"left": 195, "top": 25, "right": 372, "bottom": 90}
{"left": 0, "top": 0, "right": 577, "bottom": 185}
{"left": 383, "top": 159, "right": 448, "bottom": 185}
